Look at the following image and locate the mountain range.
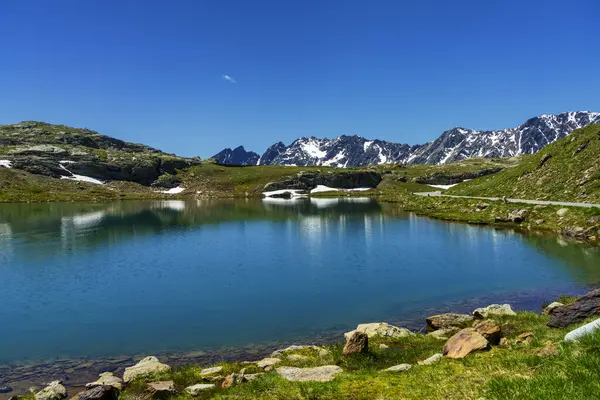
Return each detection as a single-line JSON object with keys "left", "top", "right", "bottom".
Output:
{"left": 212, "top": 111, "right": 600, "bottom": 167}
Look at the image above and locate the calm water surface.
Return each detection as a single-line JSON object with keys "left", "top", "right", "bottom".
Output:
{"left": 1, "top": 198, "right": 600, "bottom": 364}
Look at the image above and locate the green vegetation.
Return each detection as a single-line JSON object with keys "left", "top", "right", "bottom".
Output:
{"left": 116, "top": 303, "right": 600, "bottom": 400}
{"left": 448, "top": 124, "right": 600, "bottom": 203}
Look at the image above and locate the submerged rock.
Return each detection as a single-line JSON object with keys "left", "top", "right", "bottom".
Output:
{"left": 426, "top": 313, "right": 474, "bottom": 332}
{"left": 35, "top": 381, "right": 67, "bottom": 400}
{"left": 344, "top": 322, "right": 414, "bottom": 340}
{"left": 548, "top": 289, "right": 600, "bottom": 328}
{"left": 443, "top": 328, "right": 489, "bottom": 359}
{"left": 276, "top": 365, "right": 343, "bottom": 382}
{"left": 343, "top": 331, "right": 369, "bottom": 355}
{"left": 123, "top": 356, "right": 171, "bottom": 383}
{"left": 473, "top": 304, "right": 516, "bottom": 319}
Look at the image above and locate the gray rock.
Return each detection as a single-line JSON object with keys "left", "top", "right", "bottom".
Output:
{"left": 77, "top": 386, "right": 118, "bottom": 400}
{"left": 255, "top": 358, "right": 281, "bottom": 370}
{"left": 287, "top": 354, "right": 310, "bottom": 361}
{"left": 473, "top": 304, "right": 516, "bottom": 319}
{"left": 123, "top": 356, "right": 171, "bottom": 383}
{"left": 543, "top": 302, "right": 564, "bottom": 315}
{"left": 426, "top": 313, "right": 474, "bottom": 332}
{"left": 344, "top": 322, "right": 414, "bottom": 340}
{"left": 271, "top": 345, "right": 329, "bottom": 358}
{"left": 0, "top": 386, "right": 13, "bottom": 394}
{"left": 427, "top": 328, "right": 457, "bottom": 340}
{"left": 146, "top": 381, "right": 176, "bottom": 397}
{"left": 86, "top": 372, "right": 123, "bottom": 391}
{"left": 241, "top": 373, "right": 264, "bottom": 382}
{"left": 382, "top": 363, "right": 412, "bottom": 372}
{"left": 276, "top": 365, "right": 343, "bottom": 382}
{"left": 418, "top": 353, "right": 443, "bottom": 365}
{"left": 199, "top": 366, "right": 223, "bottom": 376}
{"left": 184, "top": 384, "right": 215, "bottom": 396}
{"left": 35, "top": 381, "right": 67, "bottom": 400}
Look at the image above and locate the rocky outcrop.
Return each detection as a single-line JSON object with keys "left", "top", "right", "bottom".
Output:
{"left": 548, "top": 289, "right": 600, "bottom": 328}
{"left": 255, "top": 358, "right": 281, "bottom": 370}
{"left": 263, "top": 171, "right": 382, "bottom": 192}
{"left": 276, "top": 366, "right": 343, "bottom": 382}
{"left": 473, "top": 304, "right": 516, "bottom": 319}
{"left": 123, "top": 356, "right": 171, "bottom": 383}
{"left": 443, "top": 328, "right": 489, "bottom": 359}
{"left": 426, "top": 313, "right": 474, "bottom": 332}
{"left": 343, "top": 331, "right": 369, "bottom": 355}
{"left": 86, "top": 373, "right": 123, "bottom": 391}
{"left": 344, "top": 322, "right": 414, "bottom": 340}
{"left": 414, "top": 168, "right": 502, "bottom": 185}
{"left": 35, "top": 381, "right": 67, "bottom": 400}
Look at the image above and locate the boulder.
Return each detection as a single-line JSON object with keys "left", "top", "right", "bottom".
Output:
{"left": 564, "top": 318, "right": 600, "bottom": 342}
{"left": 427, "top": 328, "right": 457, "bottom": 340}
{"left": 426, "top": 313, "right": 474, "bottom": 332}
{"left": 343, "top": 331, "right": 369, "bottom": 355}
{"left": 382, "top": 364, "right": 412, "bottom": 373}
{"left": 77, "top": 386, "right": 118, "bottom": 400}
{"left": 35, "top": 381, "right": 67, "bottom": 400}
{"left": 241, "top": 373, "right": 264, "bottom": 382}
{"left": 146, "top": 381, "right": 176, "bottom": 398}
{"left": 123, "top": 356, "right": 171, "bottom": 383}
{"left": 543, "top": 302, "right": 564, "bottom": 315}
{"left": 547, "top": 289, "right": 600, "bottom": 328}
{"left": 344, "top": 322, "right": 414, "bottom": 340}
{"left": 473, "top": 320, "right": 502, "bottom": 345}
{"left": 255, "top": 358, "right": 281, "bottom": 370}
{"left": 276, "top": 366, "right": 343, "bottom": 382}
{"left": 508, "top": 209, "right": 529, "bottom": 223}
{"left": 199, "top": 366, "right": 223, "bottom": 376}
{"left": 443, "top": 328, "right": 489, "bottom": 359}
{"left": 184, "top": 384, "right": 215, "bottom": 396}
{"left": 473, "top": 304, "right": 516, "bottom": 319}
{"left": 557, "top": 208, "right": 569, "bottom": 217}
{"left": 418, "top": 353, "right": 443, "bottom": 365}
{"left": 86, "top": 372, "right": 123, "bottom": 391}
{"left": 271, "top": 345, "right": 329, "bottom": 358}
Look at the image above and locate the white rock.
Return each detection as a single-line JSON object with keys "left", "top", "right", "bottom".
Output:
{"left": 256, "top": 357, "right": 281, "bottom": 370}
{"left": 199, "top": 366, "right": 223, "bottom": 376}
{"left": 85, "top": 372, "right": 123, "bottom": 391}
{"left": 473, "top": 304, "right": 516, "bottom": 319}
{"left": 418, "top": 353, "right": 443, "bottom": 365}
{"left": 344, "top": 322, "right": 414, "bottom": 340}
{"left": 276, "top": 365, "right": 343, "bottom": 382}
{"left": 185, "top": 384, "right": 215, "bottom": 396}
{"left": 35, "top": 381, "right": 66, "bottom": 400}
{"left": 564, "top": 318, "right": 600, "bottom": 342}
{"left": 383, "top": 363, "right": 412, "bottom": 373}
{"left": 543, "top": 302, "right": 564, "bottom": 315}
{"left": 122, "top": 356, "right": 171, "bottom": 383}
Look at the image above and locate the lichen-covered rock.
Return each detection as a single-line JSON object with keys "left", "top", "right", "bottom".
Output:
{"left": 473, "top": 304, "right": 516, "bottom": 319}
{"left": 146, "top": 381, "right": 176, "bottom": 398}
{"left": 443, "top": 328, "right": 489, "bottom": 359}
{"left": 35, "top": 381, "right": 67, "bottom": 400}
{"left": 77, "top": 386, "right": 118, "bottom": 400}
{"left": 343, "top": 331, "right": 369, "bottom": 355}
{"left": 276, "top": 366, "right": 343, "bottom": 382}
{"left": 199, "top": 366, "right": 223, "bottom": 376}
{"left": 382, "top": 363, "right": 412, "bottom": 373}
{"left": 428, "top": 328, "right": 458, "bottom": 340}
{"left": 86, "top": 372, "right": 123, "bottom": 391}
{"left": 123, "top": 356, "right": 171, "bottom": 383}
{"left": 184, "top": 384, "right": 215, "bottom": 396}
{"left": 344, "top": 322, "right": 414, "bottom": 340}
{"left": 418, "top": 353, "right": 443, "bottom": 365}
{"left": 255, "top": 358, "right": 281, "bottom": 370}
{"left": 426, "top": 313, "right": 474, "bottom": 332}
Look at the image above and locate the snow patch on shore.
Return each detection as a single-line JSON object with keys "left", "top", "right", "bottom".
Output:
{"left": 310, "top": 185, "right": 373, "bottom": 193}
{"left": 59, "top": 162, "right": 105, "bottom": 185}
{"left": 160, "top": 186, "right": 186, "bottom": 194}
{"left": 0, "top": 160, "right": 12, "bottom": 168}
{"left": 428, "top": 183, "right": 458, "bottom": 190}
{"left": 263, "top": 189, "right": 307, "bottom": 198}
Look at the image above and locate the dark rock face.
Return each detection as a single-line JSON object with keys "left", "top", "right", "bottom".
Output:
{"left": 548, "top": 289, "right": 600, "bottom": 328}
{"left": 342, "top": 332, "right": 369, "bottom": 355}
{"left": 77, "top": 386, "right": 119, "bottom": 400}
{"left": 214, "top": 112, "right": 600, "bottom": 167}
{"left": 263, "top": 171, "right": 382, "bottom": 192}
{"left": 212, "top": 146, "right": 259, "bottom": 166}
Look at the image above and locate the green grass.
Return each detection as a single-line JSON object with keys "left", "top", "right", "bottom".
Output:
{"left": 115, "top": 304, "right": 600, "bottom": 400}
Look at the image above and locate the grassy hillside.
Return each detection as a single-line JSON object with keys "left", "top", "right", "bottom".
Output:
{"left": 448, "top": 124, "right": 600, "bottom": 203}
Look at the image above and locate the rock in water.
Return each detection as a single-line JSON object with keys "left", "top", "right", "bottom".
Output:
{"left": 184, "top": 384, "right": 215, "bottom": 396}
{"left": 276, "top": 366, "right": 343, "bottom": 382}
{"left": 548, "top": 289, "right": 600, "bottom": 328}
{"left": 473, "top": 320, "right": 502, "bottom": 345}
{"left": 443, "top": 328, "right": 489, "bottom": 359}
{"left": 123, "top": 356, "right": 171, "bottom": 383}
{"left": 344, "top": 322, "right": 414, "bottom": 340}
{"left": 35, "top": 381, "right": 67, "bottom": 400}
{"left": 86, "top": 372, "right": 123, "bottom": 391}
{"left": 77, "top": 386, "right": 119, "bottom": 400}
{"left": 426, "top": 313, "right": 474, "bottom": 332}
{"left": 564, "top": 318, "right": 600, "bottom": 342}
{"left": 382, "top": 364, "right": 412, "bottom": 373}
{"left": 473, "top": 304, "right": 516, "bottom": 319}
{"left": 343, "top": 331, "right": 369, "bottom": 355}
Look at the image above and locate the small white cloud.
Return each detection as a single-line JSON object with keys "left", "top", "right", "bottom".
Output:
{"left": 222, "top": 74, "right": 236, "bottom": 83}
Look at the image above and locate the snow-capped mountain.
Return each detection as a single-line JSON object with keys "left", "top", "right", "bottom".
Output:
{"left": 212, "top": 111, "right": 600, "bottom": 167}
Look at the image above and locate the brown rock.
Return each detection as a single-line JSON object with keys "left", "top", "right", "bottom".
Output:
{"left": 538, "top": 343, "right": 559, "bottom": 357}
{"left": 146, "top": 381, "right": 176, "bottom": 398}
{"left": 343, "top": 331, "right": 369, "bottom": 355}
{"left": 499, "top": 337, "right": 509, "bottom": 346}
{"left": 221, "top": 374, "right": 241, "bottom": 389}
{"left": 473, "top": 320, "right": 502, "bottom": 345}
{"left": 426, "top": 313, "right": 474, "bottom": 332}
{"left": 443, "top": 328, "right": 489, "bottom": 359}
{"left": 516, "top": 332, "right": 534, "bottom": 345}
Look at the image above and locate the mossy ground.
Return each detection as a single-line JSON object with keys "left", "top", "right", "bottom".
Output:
{"left": 115, "top": 306, "right": 600, "bottom": 400}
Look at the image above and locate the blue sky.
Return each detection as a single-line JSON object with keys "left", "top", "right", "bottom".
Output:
{"left": 1, "top": 0, "right": 598, "bottom": 157}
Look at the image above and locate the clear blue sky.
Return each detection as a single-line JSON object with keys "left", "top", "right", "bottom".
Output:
{"left": 1, "top": 0, "right": 598, "bottom": 157}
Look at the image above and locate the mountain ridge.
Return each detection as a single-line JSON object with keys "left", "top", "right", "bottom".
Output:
{"left": 212, "top": 111, "right": 600, "bottom": 167}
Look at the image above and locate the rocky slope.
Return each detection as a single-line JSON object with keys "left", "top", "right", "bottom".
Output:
{"left": 448, "top": 124, "right": 600, "bottom": 203}
{"left": 212, "top": 111, "right": 600, "bottom": 167}
{"left": 0, "top": 121, "right": 201, "bottom": 186}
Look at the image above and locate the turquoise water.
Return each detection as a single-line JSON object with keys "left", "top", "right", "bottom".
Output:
{"left": 1, "top": 199, "right": 599, "bottom": 364}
